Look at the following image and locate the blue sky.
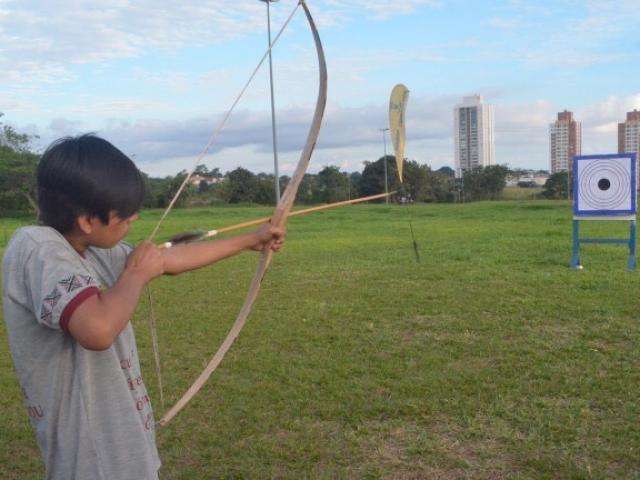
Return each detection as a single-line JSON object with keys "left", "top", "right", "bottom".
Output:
{"left": 2, "top": 0, "right": 639, "bottom": 176}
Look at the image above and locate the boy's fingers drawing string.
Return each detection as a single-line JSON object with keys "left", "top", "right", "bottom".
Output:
{"left": 147, "top": 0, "right": 301, "bottom": 242}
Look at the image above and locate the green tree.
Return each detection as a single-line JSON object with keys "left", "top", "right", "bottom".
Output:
{"left": 193, "top": 164, "right": 222, "bottom": 180}
{"left": 254, "top": 173, "right": 277, "bottom": 205}
{"left": 482, "top": 165, "right": 509, "bottom": 199}
{"left": 316, "top": 166, "right": 349, "bottom": 203}
{"left": 0, "top": 113, "right": 37, "bottom": 153}
{"left": 405, "top": 162, "right": 456, "bottom": 203}
{"left": 542, "top": 171, "right": 571, "bottom": 199}
{"left": 430, "top": 171, "right": 456, "bottom": 202}
{"left": 150, "top": 171, "right": 195, "bottom": 208}
{"left": 461, "top": 167, "right": 484, "bottom": 200}
{"left": 295, "top": 174, "right": 317, "bottom": 204}
{"left": 436, "top": 166, "right": 455, "bottom": 177}
{"left": 193, "top": 164, "right": 209, "bottom": 177}
{"left": 360, "top": 155, "right": 398, "bottom": 197}
{"left": 142, "top": 174, "right": 170, "bottom": 208}
{"left": 349, "top": 172, "right": 362, "bottom": 199}
{"left": 0, "top": 146, "right": 39, "bottom": 213}
{"left": 402, "top": 160, "right": 427, "bottom": 201}
{"left": 0, "top": 113, "right": 40, "bottom": 214}
{"left": 197, "top": 179, "right": 210, "bottom": 194}
{"left": 226, "top": 167, "right": 258, "bottom": 203}
{"left": 461, "top": 165, "right": 508, "bottom": 201}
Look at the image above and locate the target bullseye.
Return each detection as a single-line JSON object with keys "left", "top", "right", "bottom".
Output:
{"left": 598, "top": 178, "right": 610, "bottom": 191}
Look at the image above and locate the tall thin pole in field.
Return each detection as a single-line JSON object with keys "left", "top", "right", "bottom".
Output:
{"left": 260, "top": 0, "right": 281, "bottom": 202}
{"left": 380, "top": 128, "right": 390, "bottom": 204}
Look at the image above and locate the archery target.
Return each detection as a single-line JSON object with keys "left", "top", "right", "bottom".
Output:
{"left": 574, "top": 154, "right": 637, "bottom": 216}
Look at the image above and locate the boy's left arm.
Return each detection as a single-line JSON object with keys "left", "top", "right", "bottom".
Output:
{"left": 161, "top": 223, "right": 285, "bottom": 275}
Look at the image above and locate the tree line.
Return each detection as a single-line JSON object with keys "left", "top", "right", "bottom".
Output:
{"left": 0, "top": 115, "right": 519, "bottom": 215}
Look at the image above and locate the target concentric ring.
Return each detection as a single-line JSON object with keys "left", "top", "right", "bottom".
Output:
{"left": 580, "top": 160, "right": 629, "bottom": 209}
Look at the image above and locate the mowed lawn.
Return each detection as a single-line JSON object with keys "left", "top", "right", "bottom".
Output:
{"left": 1, "top": 201, "right": 639, "bottom": 479}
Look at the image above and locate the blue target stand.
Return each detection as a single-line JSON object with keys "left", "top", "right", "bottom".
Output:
{"left": 570, "top": 153, "right": 637, "bottom": 270}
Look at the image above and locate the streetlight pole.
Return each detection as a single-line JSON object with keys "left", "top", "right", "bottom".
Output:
{"left": 259, "top": 0, "right": 281, "bottom": 202}
{"left": 380, "top": 128, "right": 390, "bottom": 204}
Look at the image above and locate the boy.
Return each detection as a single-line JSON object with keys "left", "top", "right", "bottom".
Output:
{"left": 2, "top": 134, "right": 284, "bottom": 479}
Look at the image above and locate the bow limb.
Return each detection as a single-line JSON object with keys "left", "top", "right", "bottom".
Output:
{"left": 157, "top": 0, "right": 327, "bottom": 427}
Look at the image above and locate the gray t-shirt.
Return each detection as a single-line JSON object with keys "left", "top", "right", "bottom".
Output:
{"left": 2, "top": 226, "right": 160, "bottom": 480}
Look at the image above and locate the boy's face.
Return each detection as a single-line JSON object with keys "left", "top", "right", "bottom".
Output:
{"left": 83, "top": 211, "right": 139, "bottom": 248}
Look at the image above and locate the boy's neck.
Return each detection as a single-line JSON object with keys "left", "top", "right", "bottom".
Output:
{"left": 63, "top": 231, "right": 89, "bottom": 255}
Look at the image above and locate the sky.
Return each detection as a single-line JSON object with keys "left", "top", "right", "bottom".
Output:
{"left": 2, "top": 0, "right": 640, "bottom": 177}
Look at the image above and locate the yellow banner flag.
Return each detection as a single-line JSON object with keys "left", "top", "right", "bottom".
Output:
{"left": 389, "top": 84, "right": 410, "bottom": 183}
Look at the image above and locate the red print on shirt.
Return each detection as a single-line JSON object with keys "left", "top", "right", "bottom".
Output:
{"left": 27, "top": 404, "right": 44, "bottom": 420}
{"left": 40, "top": 274, "right": 98, "bottom": 331}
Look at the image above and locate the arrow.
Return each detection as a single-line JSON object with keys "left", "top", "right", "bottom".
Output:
{"left": 159, "top": 191, "right": 395, "bottom": 249}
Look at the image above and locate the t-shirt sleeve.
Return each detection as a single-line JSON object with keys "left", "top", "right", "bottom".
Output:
{"left": 25, "top": 242, "right": 101, "bottom": 333}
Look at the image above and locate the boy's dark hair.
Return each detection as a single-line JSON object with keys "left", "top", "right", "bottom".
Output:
{"left": 37, "top": 134, "right": 145, "bottom": 233}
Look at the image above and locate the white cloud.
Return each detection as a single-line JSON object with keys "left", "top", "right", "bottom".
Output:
{"left": 577, "top": 94, "right": 640, "bottom": 154}
{"left": 2, "top": 1, "right": 639, "bottom": 176}
{"left": 473, "top": 0, "right": 640, "bottom": 71}
{"left": 322, "top": 0, "right": 441, "bottom": 21}
{"left": 0, "top": 0, "right": 440, "bottom": 89}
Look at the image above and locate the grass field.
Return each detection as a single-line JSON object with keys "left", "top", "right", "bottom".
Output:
{"left": 1, "top": 201, "right": 639, "bottom": 479}
{"left": 501, "top": 186, "right": 544, "bottom": 201}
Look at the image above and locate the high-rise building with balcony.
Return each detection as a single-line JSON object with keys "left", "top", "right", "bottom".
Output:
{"left": 454, "top": 95, "right": 495, "bottom": 177}
{"left": 549, "top": 110, "right": 581, "bottom": 174}
{"left": 618, "top": 110, "right": 640, "bottom": 156}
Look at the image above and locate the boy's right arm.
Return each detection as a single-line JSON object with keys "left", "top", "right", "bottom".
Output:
{"left": 67, "top": 242, "right": 164, "bottom": 351}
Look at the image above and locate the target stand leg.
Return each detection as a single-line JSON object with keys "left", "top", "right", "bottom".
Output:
{"left": 570, "top": 219, "right": 582, "bottom": 269}
{"left": 628, "top": 220, "right": 637, "bottom": 271}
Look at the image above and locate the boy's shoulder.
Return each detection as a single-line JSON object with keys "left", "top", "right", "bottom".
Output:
{"left": 12, "top": 225, "right": 64, "bottom": 243}
{"left": 4, "top": 226, "right": 67, "bottom": 259}
{"left": 3, "top": 226, "right": 133, "bottom": 279}
{"left": 2, "top": 227, "right": 75, "bottom": 288}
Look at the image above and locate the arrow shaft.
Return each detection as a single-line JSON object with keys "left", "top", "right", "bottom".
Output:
{"left": 160, "top": 191, "right": 394, "bottom": 248}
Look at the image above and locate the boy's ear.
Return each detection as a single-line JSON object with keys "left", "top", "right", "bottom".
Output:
{"left": 77, "top": 215, "right": 93, "bottom": 235}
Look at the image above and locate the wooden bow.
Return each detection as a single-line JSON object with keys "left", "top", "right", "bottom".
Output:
{"left": 157, "top": 0, "right": 327, "bottom": 426}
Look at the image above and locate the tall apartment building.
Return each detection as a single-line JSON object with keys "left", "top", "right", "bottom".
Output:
{"left": 618, "top": 110, "right": 640, "bottom": 156}
{"left": 454, "top": 95, "right": 495, "bottom": 177}
{"left": 549, "top": 110, "right": 581, "bottom": 174}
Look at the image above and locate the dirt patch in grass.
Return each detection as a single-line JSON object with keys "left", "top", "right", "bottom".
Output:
{"left": 354, "top": 419, "right": 518, "bottom": 480}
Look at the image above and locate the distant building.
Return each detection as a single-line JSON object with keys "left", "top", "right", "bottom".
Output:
{"left": 618, "top": 110, "right": 640, "bottom": 157}
{"left": 454, "top": 95, "right": 495, "bottom": 177}
{"left": 549, "top": 110, "right": 581, "bottom": 174}
{"left": 189, "top": 174, "right": 222, "bottom": 187}
{"left": 506, "top": 171, "right": 550, "bottom": 187}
